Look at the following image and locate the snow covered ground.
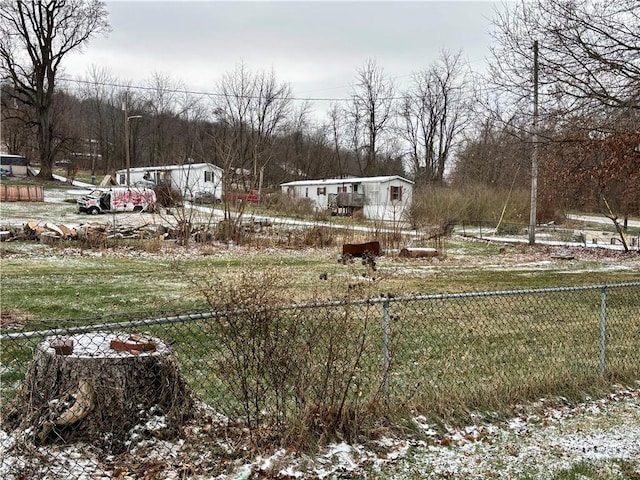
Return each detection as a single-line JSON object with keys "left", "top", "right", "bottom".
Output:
{"left": 367, "top": 388, "right": 640, "bottom": 479}
{"left": 1, "top": 385, "right": 638, "bottom": 479}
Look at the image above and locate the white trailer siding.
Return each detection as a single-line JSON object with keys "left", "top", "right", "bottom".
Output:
{"left": 0, "top": 154, "right": 28, "bottom": 176}
{"left": 363, "top": 177, "right": 413, "bottom": 221}
{"left": 115, "top": 163, "right": 223, "bottom": 200}
{"left": 281, "top": 176, "right": 413, "bottom": 221}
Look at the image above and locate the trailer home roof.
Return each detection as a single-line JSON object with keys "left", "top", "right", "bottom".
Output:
{"left": 280, "top": 175, "right": 414, "bottom": 187}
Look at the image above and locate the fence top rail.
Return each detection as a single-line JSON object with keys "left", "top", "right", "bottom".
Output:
{"left": 381, "top": 281, "right": 640, "bottom": 304}
{"left": 2, "top": 281, "right": 639, "bottom": 341}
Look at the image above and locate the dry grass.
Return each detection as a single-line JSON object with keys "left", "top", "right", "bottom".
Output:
{"left": 407, "top": 184, "right": 531, "bottom": 229}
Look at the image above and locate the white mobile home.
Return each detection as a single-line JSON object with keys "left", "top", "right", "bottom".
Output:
{"left": 281, "top": 175, "right": 414, "bottom": 221}
{"left": 115, "top": 163, "right": 223, "bottom": 201}
{"left": 0, "top": 154, "right": 28, "bottom": 177}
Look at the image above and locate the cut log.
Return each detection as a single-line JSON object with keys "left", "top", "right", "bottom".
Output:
{"left": 551, "top": 250, "right": 575, "bottom": 260}
{"left": 2, "top": 332, "right": 196, "bottom": 452}
{"left": 58, "top": 224, "right": 77, "bottom": 238}
{"left": 399, "top": 247, "right": 438, "bottom": 258}
{"left": 26, "top": 221, "right": 39, "bottom": 231}
{"left": 24, "top": 221, "right": 46, "bottom": 239}
{"left": 39, "top": 232, "right": 62, "bottom": 245}
{"left": 45, "top": 222, "right": 64, "bottom": 237}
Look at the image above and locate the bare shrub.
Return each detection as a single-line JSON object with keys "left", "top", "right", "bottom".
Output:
{"left": 214, "top": 219, "right": 247, "bottom": 244}
{"left": 185, "top": 266, "right": 386, "bottom": 449}
{"left": 139, "top": 236, "right": 164, "bottom": 253}
{"left": 77, "top": 227, "right": 107, "bottom": 250}
{"left": 265, "top": 191, "right": 317, "bottom": 217}
{"left": 155, "top": 185, "right": 183, "bottom": 207}
{"left": 285, "top": 301, "right": 385, "bottom": 446}
{"left": 302, "top": 226, "right": 335, "bottom": 248}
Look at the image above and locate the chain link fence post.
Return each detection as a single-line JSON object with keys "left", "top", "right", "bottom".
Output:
{"left": 600, "top": 285, "right": 608, "bottom": 376}
{"left": 382, "top": 296, "right": 391, "bottom": 402}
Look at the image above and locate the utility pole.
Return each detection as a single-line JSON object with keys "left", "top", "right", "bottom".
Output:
{"left": 529, "top": 40, "right": 539, "bottom": 245}
{"left": 123, "top": 93, "right": 130, "bottom": 186}
{"left": 123, "top": 92, "right": 143, "bottom": 187}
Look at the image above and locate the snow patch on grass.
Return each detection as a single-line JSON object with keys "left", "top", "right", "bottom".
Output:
{"left": 1, "top": 388, "right": 639, "bottom": 479}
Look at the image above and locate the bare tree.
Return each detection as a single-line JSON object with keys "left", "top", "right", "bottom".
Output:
{"left": 490, "top": 0, "right": 640, "bottom": 117}
{"left": 348, "top": 59, "right": 395, "bottom": 176}
{"left": 326, "top": 102, "right": 346, "bottom": 178}
{"left": 274, "top": 102, "right": 315, "bottom": 181}
{"left": 211, "top": 63, "right": 292, "bottom": 238}
{"left": 214, "top": 63, "right": 292, "bottom": 191}
{"left": 490, "top": 0, "right": 640, "bottom": 239}
{"left": 140, "top": 73, "right": 191, "bottom": 167}
{"left": 398, "top": 50, "right": 472, "bottom": 184}
{"left": 0, "top": 0, "right": 109, "bottom": 179}
{"left": 452, "top": 113, "right": 531, "bottom": 189}
{"left": 77, "top": 66, "right": 127, "bottom": 179}
{"left": 1, "top": 82, "right": 35, "bottom": 155}
{"left": 539, "top": 125, "right": 640, "bottom": 251}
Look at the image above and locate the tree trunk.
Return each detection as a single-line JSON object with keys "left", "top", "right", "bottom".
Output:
{"left": 36, "top": 109, "right": 54, "bottom": 180}
{"left": 2, "top": 332, "right": 196, "bottom": 453}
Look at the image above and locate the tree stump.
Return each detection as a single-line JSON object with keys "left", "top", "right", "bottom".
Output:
{"left": 2, "top": 332, "right": 196, "bottom": 452}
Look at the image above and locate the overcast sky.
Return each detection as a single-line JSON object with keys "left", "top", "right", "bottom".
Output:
{"left": 64, "top": 0, "right": 504, "bottom": 119}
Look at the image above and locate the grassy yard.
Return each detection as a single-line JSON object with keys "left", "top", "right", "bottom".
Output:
{"left": 1, "top": 236, "right": 638, "bottom": 324}
{"left": 1, "top": 188, "right": 639, "bottom": 479}
{"left": 1, "top": 182, "right": 638, "bottom": 322}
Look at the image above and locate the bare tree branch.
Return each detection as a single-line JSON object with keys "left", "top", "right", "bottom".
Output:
{"left": 0, "top": 0, "right": 109, "bottom": 178}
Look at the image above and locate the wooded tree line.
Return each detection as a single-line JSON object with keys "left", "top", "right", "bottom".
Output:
{"left": 1, "top": 0, "right": 639, "bottom": 222}
{"left": 1, "top": 53, "right": 469, "bottom": 191}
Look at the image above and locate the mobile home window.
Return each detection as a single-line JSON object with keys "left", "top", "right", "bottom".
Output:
{"left": 390, "top": 185, "right": 403, "bottom": 201}
{"left": 204, "top": 171, "right": 214, "bottom": 182}
{"left": 317, "top": 187, "right": 326, "bottom": 195}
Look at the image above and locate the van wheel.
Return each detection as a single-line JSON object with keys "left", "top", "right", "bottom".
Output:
{"left": 88, "top": 207, "right": 100, "bottom": 215}
{"left": 133, "top": 206, "right": 143, "bottom": 212}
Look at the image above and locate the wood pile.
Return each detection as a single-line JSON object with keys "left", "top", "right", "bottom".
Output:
{"left": 0, "top": 219, "right": 274, "bottom": 245}
{"left": 0, "top": 221, "right": 167, "bottom": 244}
{"left": 24, "top": 221, "right": 78, "bottom": 244}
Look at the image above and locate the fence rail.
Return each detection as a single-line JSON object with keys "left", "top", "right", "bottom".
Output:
{"left": 1, "top": 281, "right": 639, "bottom": 478}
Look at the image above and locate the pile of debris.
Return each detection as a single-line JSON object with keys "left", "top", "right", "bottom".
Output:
{"left": 0, "top": 219, "right": 279, "bottom": 247}
{"left": 24, "top": 221, "right": 78, "bottom": 244}
{"left": 0, "top": 221, "right": 168, "bottom": 245}
{"left": 0, "top": 222, "right": 77, "bottom": 243}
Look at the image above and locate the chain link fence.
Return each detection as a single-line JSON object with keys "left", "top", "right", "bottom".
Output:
{"left": 1, "top": 281, "right": 639, "bottom": 478}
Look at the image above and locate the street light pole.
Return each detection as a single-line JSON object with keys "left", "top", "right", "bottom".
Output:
{"left": 124, "top": 102, "right": 130, "bottom": 186}
{"left": 123, "top": 106, "right": 143, "bottom": 187}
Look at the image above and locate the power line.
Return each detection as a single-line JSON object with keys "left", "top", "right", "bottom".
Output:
{"left": 60, "top": 77, "right": 352, "bottom": 103}
{"left": 58, "top": 75, "right": 497, "bottom": 105}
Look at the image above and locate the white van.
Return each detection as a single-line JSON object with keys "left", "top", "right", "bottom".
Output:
{"left": 77, "top": 187, "right": 156, "bottom": 215}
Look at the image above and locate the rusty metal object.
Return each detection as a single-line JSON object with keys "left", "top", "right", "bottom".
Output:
{"left": 342, "top": 241, "right": 381, "bottom": 259}
{"left": 51, "top": 339, "right": 74, "bottom": 355}
{"left": 110, "top": 334, "right": 157, "bottom": 354}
